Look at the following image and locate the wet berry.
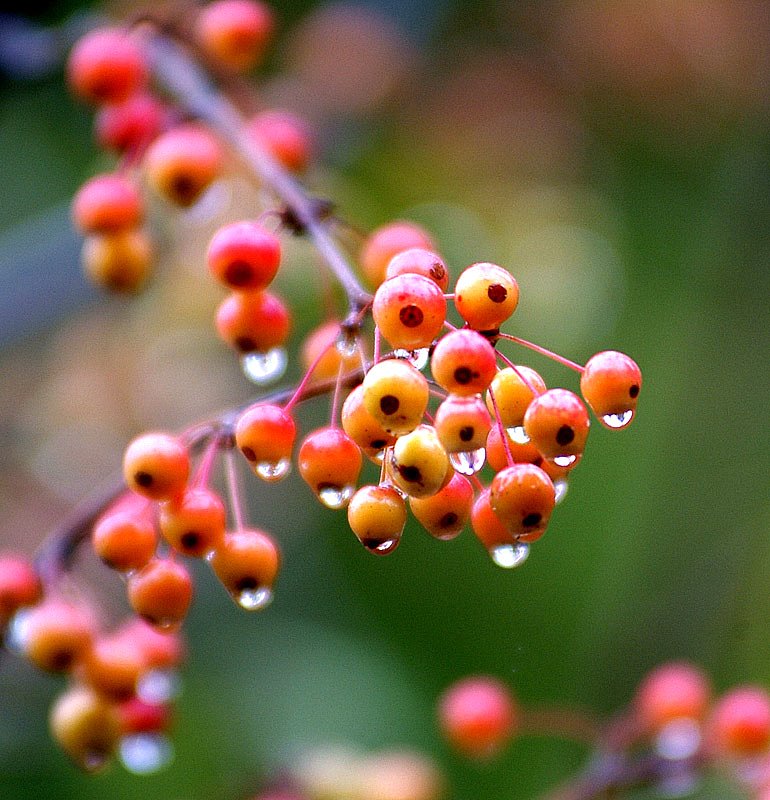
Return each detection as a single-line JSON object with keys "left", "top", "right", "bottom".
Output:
{"left": 209, "top": 528, "right": 280, "bottom": 609}
{"left": 123, "top": 432, "right": 190, "bottom": 501}
{"left": 430, "top": 329, "right": 497, "bottom": 397}
{"left": 159, "top": 486, "right": 227, "bottom": 557}
{"left": 348, "top": 484, "right": 406, "bottom": 555}
{"left": 373, "top": 273, "right": 447, "bottom": 351}
{"left": 523, "top": 388, "right": 590, "bottom": 466}
{"left": 127, "top": 558, "right": 193, "bottom": 629}
{"left": 207, "top": 221, "right": 281, "bottom": 291}
{"left": 433, "top": 395, "right": 491, "bottom": 453}
{"left": 389, "top": 424, "right": 450, "bottom": 499}
{"left": 298, "top": 427, "right": 362, "bottom": 508}
{"left": 489, "top": 463, "right": 555, "bottom": 541}
{"left": 453, "top": 263, "right": 519, "bottom": 332}
{"left": 409, "top": 472, "right": 473, "bottom": 540}
{"left": 580, "top": 350, "right": 642, "bottom": 429}
{"left": 215, "top": 289, "right": 291, "bottom": 353}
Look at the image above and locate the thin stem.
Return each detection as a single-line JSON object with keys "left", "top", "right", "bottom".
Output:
{"left": 329, "top": 362, "right": 345, "bottom": 428}
{"left": 284, "top": 333, "right": 340, "bottom": 413}
{"left": 498, "top": 333, "right": 584, "bottom": 374}
{"left": 495, "top": 349, "right": 542, "bottom": 396}
{"left": 487, "top": 386, "right": 513, "bottom": 468}
{"left": 224, "top": 448, "right": 245, "bottom": 532}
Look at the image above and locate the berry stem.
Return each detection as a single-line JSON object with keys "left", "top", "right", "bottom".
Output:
{"left": 224, "top": 447, "right": 246, "bottom": 532}
{"left": 283, "top": 333, "right": 340, "bottom": 413}
{"left": 487, "top": 387, "right": 513, "bottom": 468}
{"left": 495, "top": 349, "right": 543, "bottom": 396}
{"left": 497, "top": 333, "right": 584, "bottom": 374}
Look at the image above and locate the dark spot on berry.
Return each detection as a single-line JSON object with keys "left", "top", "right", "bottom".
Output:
{"left": 522, "top": 512, "right": 542, "bottom": 528}
{"left": 235, "top": 576, "right": 259, "bottom": 591}
{"left": 555, "top": 425, "right": 575, "bottom": 445}
{"left": 241, "top": 446, "right": 256, "bottom": 462}
{"left": 134, "top": 471, "right": 154, "bottom": 487}
{"left": 459, "top": 426, "right": 474, "bottom": 442}
{"left": 440, "top": 512, "right": 458, "bottom": 528}
{"left": 380, "top": 395, "right": 400, "bottom": 415}
{"left": 370, "top": 439, "right": 387, "bottom": 450}
{"left": 398, "top": 465, "right": 422, "bottom": 483}
{"left": 180, "top": 532, "right": 200, "bottom": 551}
{"left": 453, "top": 366, "right": 475, "bottom": 385}
{"left": 487, "top": 283, "right": 507, "bottom": 303}
{"left": 235, "top": 336, "right": 257, "bottom": 352}
{"left": 171, "top": 174, "right": 198, "bottom": 205}
{"left": 629, "top": 384, "right": 640, "bottom": 398}
{"left": 399, "top": 304, "right": 424, "bottom": 328}
{"left": 224, "top": 260, "right": 254, "bottom": 287}
{"left": 430, "top": 262, "right": 446, "bottom": 281}
{"left": 50, "top": 650, "right": 74, "bottom": 671}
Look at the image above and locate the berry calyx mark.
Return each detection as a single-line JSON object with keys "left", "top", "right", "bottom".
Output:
{"left": 135, "top": 471, "right": 153, "bottom": 487}
{"left": 555, "top": 425, "right": 575, "bottom": 446}
{"left": 380, "top": 395, "right": 400, "bottom": 415}
{"left": 453, "top": 366, "right": 475, "bottom": 385}
{"left": 235, "top": 576, "right": 259, "bottom": 591}
{"left": 487, "top": 284, "right": 507, "bottom": 303}
{"left": 180, "top": 532, "right": 200, "bottom": 550}
{"left": 399, "top": 304, "right": 424, "bottom": 328}
{"left": 397, "top": 464, "right": 422, "bottom": 483}
{"left": 225, "top": 261, "right": 255, "bottom": 286}
{"left": 440, "top": 512, "right": 458, "bottom": 527}
{"left": 522, "top": 513, "right": 542, "bottom": 527}
{"left": 630, "top": 384, "right": 640, "bottom": 398}
{"left": 459, "top": 426, "right": 474, "bottom": 442}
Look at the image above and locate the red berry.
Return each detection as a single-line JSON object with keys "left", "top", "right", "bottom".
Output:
{"left": 707, "top": 686, "right": 770, "bottom": 757}
{"left": 523, "top": 388, "right": 590, "bottom": 466}
{"left": 95, "top": 92, "right": 166, "bottom": 154}
{"left": 127, "top": 558, "right": 193, "bottom": 629}
{"left": 298, "top": 427, "right": 363, "bottom": 508}
{"left": 454, "top": 263, "right": 519, "bottom": 331}
{"left": 360, "top": 221, "right": 435, "bottom": 289}
{"left": 215, "top": 289, "right": 291, "bottom": 353}
{"left": 114, "top": 618, "right": 184, "bottom": 670}
{"left": 123, "top": 432, "right": 190, "bottom": 501}
{"left": 196, "top": 0, "right": 274, "bottom": 73}
{"left": 489, "top": 463, "right": 555, "bottom": 541}
{"left": 430, "top": 329, "right": 497, "bottom": 397}
{"left": 235, "top": 403, "right": 296, "bottom": 479}
{"left": 433, "top": 394, "right": 492, "bottom": 454}
{"left": 247, "top": 110, "right": 312, "bottom": 173}
{"left": 386, "top": 247, "right": 449, "bottom": 291}
{"left": 159, "top": 486, "right": 227, "bottom": 557}
{"left": 580, "top": 350, "right": 642, "bottom": 429}
{"left": 373, "top": 273, "right": 447, "bottom": 351}
{"left": 0, "top": 554, "right": 41, "bottom": 624}
{"left": 409, "top": 472, "right": 473, "bottom": 540}
{"left": 118, "top": 697, "right": 172, "bottom": 734}
{"left": 207, "top": 221, "right": 281, "bottom": 290}
{"left": 635, "top": 662, "right": 712, "bottom": 733}
{"left": 72, "top": 173, "right": 143, "bottom": 235}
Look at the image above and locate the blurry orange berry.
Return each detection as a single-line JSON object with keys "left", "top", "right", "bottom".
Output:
{"left": 454, "top": 263, "right": 519, "bottom": 332}
{"left": 21, "top": 600, "right": 96, "bottom": 673}
{"left": 127, "top": 558, "right": 193, "bottom": 629}
{"left": 72, "top": 173, "right": 143, "bottom": 235}
{"left": 634, "top": 662, "right": 712, "bottom": 734}
{"left": 360, "top": 221, "right": 435, "bottom": 289}
{"left": 209, "top": 528, "right": 280, "bottom": 609}
{"left": 707, "top": 686, "right": 770, "bottom": 757}
{"left": 207, "top": 220, "right": 281, "bottom": 290}
{"left": 196, "top": 0, "right": 274, "bottom": 73}
{"left": 123, "top": 432, "right": 190, "bottom": 501}
{"left": 91, "top": 508, "right": 158, "bottom": 572}
{"left": 301, "top": 320, "right": 360, "bottom": 382}
{"left": 215, "top": 289, "right": 291, "bottom": 353}
{"left": 82, "top": 229, "right": 153, "bottom": 294}
{"left": 248, "top": 110, "right": 313, "bottom": 173}
{"left": 80, "top": 634, "right": 146, "bottom": 700}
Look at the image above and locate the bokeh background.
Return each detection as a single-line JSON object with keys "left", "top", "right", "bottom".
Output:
{"left": 1, "top": 0, "right": 769, "bottom": 798}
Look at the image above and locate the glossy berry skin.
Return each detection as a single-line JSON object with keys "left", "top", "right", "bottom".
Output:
{"left": 373, "top": 274, "right": 447, "bottom": 351}
{"left": 634, "top": 661, "right": 712, "bottom": 733}
{"left": 209, "top": 528, "right": 280, "bottom": 604}
{"left": 144, "top": 125, "right": 223, "bottom": 207}
{"left": 580, "top": 350, "right": 642, "bottom": 429}
{"left": 485, "top": 425, "right": 541, "bottom": 473}
{"left": 433, "top": 395, "right": 491, "bottom": 453}
{"left": 347, "top": 485, "right": 406, "bottom": 554}
{"left": 123, "top": 432, "right": 190, "bottom": 501}
{"left": 67, "top": 27, "right": 147, "bottom": 105}
{"left": 235, "top": 403, "right": 296, "bottom": 470}
{"left": 82, "top": 229, "right": 153, "bottom": 294}
{"left": 360, "top": 221, "right": 435, "bottom": 289}
{"left": 486, "top": 366, "right": 546, "bottom": 427}
{"left": 127, "top": 558, "right": 193, "bottom": 629}
{"left": 706, "top": 686, "right": 770, "bottom": 756}
{"left": 0, "top": 555, "right": 41, "bottom": 623}
{"left": 386, "top": 247, "right": 449, "bottom": 291}
{"left": 298, "top": 427, "right": 362, "bottom": 505}
{"left": 438, "top": 676, "right": 518, "bottom": 759}
{"left": 489, "top": 463, "right": 555, "bottom": 541}
{"left": 341, "top": 384, "right": 397, "bottom": 459}
{"left": 430, "top": 329, "right": 497, "bottom": 396}
{"left": 80, "top": 635, "right": 147, "bottom": 700}
{"left": 95, "top": 92, "right": 166, "bottom": 154}
{"left": 471, "top": 489, "right": 515, "bottom": 552}
{"left": 523, "top": 388, "right": 590, "bottom": 465}
{"left": 362, "top": 358, "right": 429, "bottom": 435}
{"left": 215, "top": 289, "right": 291, "bottom": 353}
{"left": 389, "top": 425, "right": 450, "bottom": 499}
{"left": 72, "top": 173, "right": 143, "bottom": 235}
{"left": 21, "top": 600, "right": 96, "bottom": 673}
{"left": 248, "top": 110, "right": 312, "bottom": 173}
{"left": 91, "top": 509, "right": 158, "bottom": 572}
{"left": 409, "top": 472, "right": 473, "bottom": 541}
{"left": 301, "top": 320, "right": 361, "bottom": 382}
{"left": 206, "top": 221, "right": 281, "bottom": 290}
{"left": 454, "top": 263, "right": 519, "bottom": 331}
{"left": 195, "top": 0, "right": 274, "bottom": 73}
{"left": 159, "top": 486, "right": 227, "bottom": 557}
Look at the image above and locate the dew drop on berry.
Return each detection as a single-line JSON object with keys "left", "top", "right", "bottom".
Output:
{"left": 393, "top": 347, "right": 430, "bottom": 370}
{"left": 137, "top": 669, "right": 181, "bottom": 704}
{"left": 552, "top": 454, "right": 578, "bottom": 468}
{"left": 654, "top": 718, "right": 702, "bottom": 761}
{"left": 235, "top": 585, "right": 273, "bottom": 611}
{"left": 449, "top": 447, "right": 486, "bottom": 476}
{"left": 601, "top": 409, "right": 634, "bottom": 429}
{"left": 119, "top": 732, "right": 174, "bottom": 775}
{"left": 336, "top": 334, "right": 359, "bottom": 358}
{"left": 240, "top": 347, "right": 287, "bottom": 385}
{"left": 363, "top": 537, "right": 400, "bottom": 555}
{"left": 489, "top": 542, "right": 530, "bottom": 569}
{"left": 317, "top": 484, "right": 355, "bottom": 509}
{"left": 506, "top": 425, "right": 530, "bottom": 444}
{"left": 254, "top": 458, "right": 292, "bottom": 482}
{"left": 4, "top": 608, "right": 30, "bottom": 654}
{"left": 553, "top": 479, "right": 569, "bottom": 505}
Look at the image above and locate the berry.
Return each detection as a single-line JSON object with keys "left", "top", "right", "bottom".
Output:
{"left": 67, "top": 27, "right": 147, "bottom": 105}
{"left": 209, "top": 528, "right": 280, "bottom": 609}
{"left": 372, "top": 273, "right": 447, "bottom": 351}
{"left": 94, "top": 92, "right": 166, "bottom": 154}
{"left": 470, "top": 489, "right": 515, "bottom": 553}
{"left": 298, "top": 427, "right": 363, "bottom": 508}
{"left": 485, "top": 366, "right": 546, "bottom": 428}
{"left": 341, "top": 384, "right": 397, "bottom": 459}
{"left": 438, "top": 676, "right": 518, "bottom": 759}
{"left": 707, "top": 686, "right": 770, "bottom": 757}
{"left": 159, "top": 486, "right": 227, "bottom": 557}
{"left": 409, "top": 472, "right": 473, "bottom": 541}
{"left": 430, "top": 329, "right": 497, "bottom": 397}
{"left": 454, "top": 263, "right": 519, "bottom": 332}
{"left": 80, "top": 634, "right": 147, "bottom": 700}
{"left": 301, "top": 320, "right": 361, "bottom": 382}
{"left": 195, "top": 0, "right": 274, "bottom": 73}
{"left": 523, "top": 388, "right": 590, "bottom": 466}
{"left": 21, "top": 600, "right": 96, "bottom": 673}
{"left": 91, "top": 508, "right": 158, "bottom": 572}
{"left": 386, "top": 247, "right": 449, "bottom": 291}
{"left": 489, "top": 463, "right": 555, "bottom": 541}
{"left": 215, "top": 289, "right": 291, "bottom": 353}
{"left": 81, "top": 229, "right": 153, "bottom": 294}
{"left": 347, "top": 485, "right": 406, "bottom": 554}
{"left": 362, "top": 358, "right": 429, "bottom": 435}
{"left": 118, "top": 697, "right": 172, "bottom": 735}
{"left": 114, "top": 618, "right": 184, "bottom": 670}
{"left": 433, "top": 394, "right": 492, "bottom": 454}
{"left": 71, "top": 173, "right": 143, "bottom": 235}
{"left": 127, "top": 558, "right": 193, "bottom": 629}
{"left": 123, "top": 432, "right": 190, "bottom": 501}
{"left": 634, "top": 662, "right": 712, "bottom": 733}
{"left": 206, "top": 221, "right": 281, "bottom": 290}
{"left": 485, "top": 425, "right": 541, "bottom": 473}
{"left": 144, "top": 124, "right": 224, "bottom": 207}
{"left": 360, "top": 221, "right": 435, "bottom": 289}
{"left": 389, "top": 424, "right": 451, "bottom": 499}
{"left": 248, "top": 110, "right": 312, "bottom": 173}
{"left": 235, "top": 403, "right": 296, "bottom": 479}
{"left": 0, "top": 554, "right": 41, "bottom": 624}
{"left": 580, "top": 350, "right": 642, "bottom": 429}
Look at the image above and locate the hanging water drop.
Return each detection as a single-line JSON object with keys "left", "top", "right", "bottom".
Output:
{"left": 601, "top": 409, "right": 634, "bottom": 429}
{"left": 4, "top": 608, "right": 30, "bottom": 655}
{"left": 336, "top": 333, "right": 358, "bottom": 357}
{"left": 553, "top": 479, "right": 569, "bottom": 504}
{"left": 450, "top": 447, "right": 486, "bottom": 476}
{"left": 137, "top": 669, "right": 181, "bottom": 704}
{"left": 317, "top": 484, "right": 355, "bottom": 509}
{"left": 82, "top": 749, "right": 111, "bottom": 773}
{"left": 506, "top": 425, "right": 530, "bottom": 444}
{"left": 552, "top": 454, "right": 577, "bottom": 468}
{"left": 255, "top": 458, "right": 291, "bottom": 482}
{"left": 235, "top": 585, "right": 273, "bottom": 611}
{"left": 364, "top": 538, "right": 400, "bottom": 555}
{"left": 655, "top": 718, "right": 701, "bottom": 761}
{"left": 489, "top": 542, "right": 530, "bottom": 569}
{"left": 393, "top": 347, "right": 430, "bottom": 370}
{"left": 119, "top": 732, "right": 174, "bottom": 775}
{"left": 240, "top": 347, "right": 287, "bottom": 385}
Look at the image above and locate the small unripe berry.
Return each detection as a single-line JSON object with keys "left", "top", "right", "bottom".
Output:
{"left": 454, "top": 263, "right": 519, "bottom": 331}
{"left": 123, "top": 432, "right": 190, "bottom": 501}
{"left": 361, "top": 221, "right": 435, "bottom": 289}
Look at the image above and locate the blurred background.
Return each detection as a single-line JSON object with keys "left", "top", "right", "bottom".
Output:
{"left": 1, "top": 0, "right": 769, "bottom": 798}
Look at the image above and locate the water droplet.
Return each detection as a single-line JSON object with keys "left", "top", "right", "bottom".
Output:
{"left": 4, "top": 608, "right": 31, "bottom": 654}
{"left": 234, "top": 585, "right": 273, "bottom": 611}
{"left": 552, "top": 454, "right": 577, "bottom": 468}
{"left": 336, "top": 334, "right": 358, "bottom": 357}
{"left": 393, "top": 347, "right": 430, "bottom": 370}
{"left": 82, "top": 749, "right": 111, "bottom": 773}
{"left": 317, "top": 484, "right": 355, "bottom": 509}
{"left": 553, "top": 479, "right": 569, "bottom": 504}
{"left": 450, "top": 447, "right": 486, "bottom": 475}
{"left": 119, "top": 733, "right": 174, "bottom": 775}
{"left": 363, "top": 538, "right": 400, "bottom": 555}
{"left": 601, "top": 409, "right": 634, "bottom": 429}
{"left": 655, "top": 718, "right": 701, "bottom": 761}
{"left": 489, "top": 542, "right": 530, "bottom": 568}
{"left": 506, "top": 425, "right": 530, "bottom": 444}
{"left": 240, "top": 347, "right": 287, "bottom": 385}
{"left": 255, "top": 458, "right": 291, "bottom": 482}
{"left": 137, "top": 669, "right": 181, "bottom": 704}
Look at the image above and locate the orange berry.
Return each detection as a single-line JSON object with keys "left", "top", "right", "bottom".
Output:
{"left": 215, "top": 289, "right": 291, "bottom": 353}
{"left": 206, "top": 220, "right": 281, "bottom": 290}
{"left": 580, "top": 350, "right": 642, "bottom": 429}
{"left": 159, "top": 486, "right": 227, "bottom": 557}
{"left": 123, "top": 432, "right": 190, "bottom": 501}
{"left": 454, "top": 263, "right": 519, "bottom": 331}
{"left": 247, "top": 110, "right": 312, "bottom": 173}
{"left": 471, "top": 489, "right": 514, "bottom": 553}
{"left": 0, "top": 554, "right": 41, "bottom": 624}
{"left": 114, "top": 618, "right": 184, "bottom": 670}
{"left": 430, "top": 329, "right": 497, "bottom": 397}
{"left": 523, "top": 388, "right": 590, "bottom": 466}
{"left": 196, "top": 0, "right": 274, "bottom": 73}
{"left": 347, "top": 484, "right": 406, "bottom": 555}
{"left": 127, "top": 558, "right": 193, "bottom": 629}
{"left": 341, "top": 384, "right": 397, "bottom": 459}
{"left": 91, "top": 508, "right": 158, "bottom": 572}
{"left": 489, "top": 463, "right": 555, "bottom": 541}
{"left": 21, "top": 600, "right": 96, "bottom": 673}
{"left": 80, "top": 634, "right": 147, "bottom": 700}
{"left": 373, "top": 273, "right": 447, "bottom": 351}
{"left": 72, "top": 173, "right": 143, "bottom": 235}
{"left": 386, "top": 247, "right": 449, "bottom": 291}
{"left": 235, "top": 403, "right": 296, "bottom": 479}
{"left": 485, "top": 424, "right": 541, "bottom": 473}
{"left": 360, "top": 221, "right": 435, "bottom": 289}
{"left": 486, "top": 366, "right": 546, "bottom": 428}
{"left": 433, "top": 394, "right": 492, "bottom": 454}
{"left": 409, "top": 472, "right": 473, "bottom": 541}
{"left": 82, "top": 229, "right": 153, "bottom": 294}
{"left": 707, "top": 686, "right": 770, "bottom": 757}
{"left": 298, "top": 427, "right": 363, "bottom": 508}
{"left": 301, "top": 320, "right": 361, "bottom": 382}
{"left": 209, "top": 528, "right": 280, "bottom": 610}
{"left": 362, "top": 358, "right": 429, "bottom": 435}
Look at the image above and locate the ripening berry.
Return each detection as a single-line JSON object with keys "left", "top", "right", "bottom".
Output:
{"left": 634, "top": 662, "right": 712, "bottom": 734}
{"left": 144, "top": 124, "right": 224, "bottom": 207}
{"left": 454, "top": 263, "right": 519, "bottom": 332}
{"left": 215, "top": 289, "right": 291, "bottom": 353}
{"left": 433, "top": 395, "right": 492, "bottom": 454}
{"left": 127, "top": 558, "right": 193, "bottom": 629}
{"left": 114, "top": 618, "right": 184, "bottom": 670}
{"left": 67, "top": 27, "right": 147, "bottom": 105}
{"left": 72, "top": 173, "right": 143, "bottom": 235}
{"left": 580, "top": 350, "right": 642, "bottom": 429}
{"left": 489, "top": 463, "right": 555, "bottom": 541}
{"left": 123, "top": 432, "right": 190, "bottom": 501}
{"left": 91, "top": 508, "right": 158, "bottom": 572}
{"left": 235, "top": 403, "right": 296, "bottom": 479}
{"left": 341, "top": 384, "right": 397, "bottom": 459}
{"left": 389, "top": 425, "right": 451, "bottom": 499}
{"left": 95, "top": 92, "right": 166, "bottom": 154}
{"left": 49, "top": 686, "right": 121, "bottom": 772}
{"left": 485, "top": 366, "right": 546, "bottom": 428}
{"left": 438, "top": 676, "right": 518, "bottom": 759}
{"left": 118, "top": 697, "right": 172, "bottom": 735}
{"left": 195, "top": 0, "right": 274, "bottom": 73}
{"left": 373, "top": 274, "right": 447, "bottom": 351}
{"left": 347, "top": 484, "right": 406, "bottom": 555}
{"left": 81, "top": 229, "right": 153, "bottom": 294}
{"left": 471, "top": 489, "right": 514, "bottom": 553}
{"left": 248, "top": 110, "right": 312, "bottom": 173}
{"left": 362, "top": 358, "right": 429, "bottom": 435}
{"left": 298, "top": 427, "right": 362, "bottom": 508}
{"left": 485, "top": 425, "right": 541, "bottom": 473}
{"left": 410, "top": 472, "right": 473, "bottom": 541}
{"left": 301, "top": 320, "right": 361, "bottom": 382}
{"left": 21, "top": 600, "right": 96, "bottom": 673}
{"left": 0, "top": 554, "right": 41, "bottom": 624}
{"left": 386, "top": 247, "right": 449, "bottom": 291}
{"left": 360, "top": 221, "right": 435, "bottom": 289}
{"left": 159, "top": 486, "right": 227, "bottom": 557}
{"left": 209, "top": 528, "right": 280, "bottom": 610}
{"left": 80, "top": 634, "right": 147, "bottom": 700}
{"left": 207, "top": 221, "right": 281, "bottom": 290}
{"left": 430, "top": 329, "right": 497, "bottom": 397}
{"left": 706, "top": 686, "right": 770, "bottom": 757}
{"left": 523, "top": 388, "right": 590, "bottom": 466}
